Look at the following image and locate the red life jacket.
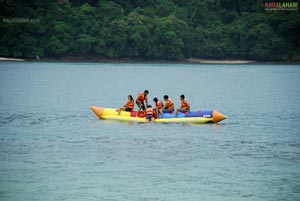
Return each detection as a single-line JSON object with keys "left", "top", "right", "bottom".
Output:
{"left": 137, "top": 93, "right": 145, "bottom": 103}
{"left": 127, "top": 99, "right": 134, "bottom": 109}
{"left": 166, "top": 99, "right": 174, "bottom": 110}
{"left": 145, "top": 108, "right": 154, "bottom": 115}
{"left": 181, "top": 99, "right": 189, "bottom": 109}
{"left": 156, "top": 100, "right": 164, "bottom": 108}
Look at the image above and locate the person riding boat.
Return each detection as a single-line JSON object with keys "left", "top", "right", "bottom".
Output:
{"left": 158, "top": 95, "right": 174, "bottom": 118}
{"left": 145, "top": 105, "right": 155, "bottom": 122}
{"left": 118, "top": 95, "right": 134, "bottom": 115}
{"left": 153, "top": 97, "right": 164, "bottom": 115}
{"left": 175, "top": 94, "right": 190, "bottom": 118}
{"left": 136, "top": 89, "right": 149, "bottom": 112}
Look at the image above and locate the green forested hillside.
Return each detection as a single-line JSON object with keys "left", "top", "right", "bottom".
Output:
{"left": 1, "top": 0, "right": 299, "bottom": 61}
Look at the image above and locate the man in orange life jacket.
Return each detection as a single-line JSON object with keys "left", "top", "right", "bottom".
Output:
{"left": 153, "top": 97, "right": 164, "bottom": 115}
{"left": 145, "top": 105, "right": 154, "bottom": 122}
{"left": 136, "top": 90, "right": 149, "bottom": 113}
{"left": 118, "top": 95, "right": 134, "bottom": 115}
{"left": 175, "top": 94, "right": 190, "bottom": 118}
{"left": 158, "top": 95, "right": 174, "bottom": 118}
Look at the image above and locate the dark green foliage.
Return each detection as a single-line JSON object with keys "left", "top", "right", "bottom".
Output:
{"left": 0, "top": 0, "right": 299, "bottom": 61}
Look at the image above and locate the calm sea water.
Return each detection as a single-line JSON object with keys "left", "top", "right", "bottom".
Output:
{"left": 0, "top": 62, "right": 299, "bottom": 201}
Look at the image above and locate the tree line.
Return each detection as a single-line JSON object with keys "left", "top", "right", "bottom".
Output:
{"left": 1, "top": 0, "right": 299, "bottom": 61}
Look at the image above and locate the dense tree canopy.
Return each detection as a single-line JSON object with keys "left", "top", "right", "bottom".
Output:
{"left": 0, "top": 0, "right": 299, "bottom": 61}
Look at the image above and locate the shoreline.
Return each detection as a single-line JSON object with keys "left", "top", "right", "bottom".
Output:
{"left": 185, "top": 58, "right": 255, "bottom": 64}
{"left": 0, "top": 57, "right": 299, "bottom": 64}
{"left": 0, "top": 57, "right": 25, "bottom": 61}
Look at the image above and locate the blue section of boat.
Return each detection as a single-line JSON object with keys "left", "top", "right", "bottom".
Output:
{"left": 185, "top": 110, "right": 213, "bottom": 118}
{"left": 157, "top": 111, "right": 213, "bottom": 119}
{"left": 185, "top": 111, "right": 201, "bottom": 117}
{"left": 158, "top": 112, "right": 176, "bottom": 118}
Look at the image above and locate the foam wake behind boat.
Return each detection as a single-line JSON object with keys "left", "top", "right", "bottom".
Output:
{"left": 90, "top": 106, "right": 227, "bottom": 124}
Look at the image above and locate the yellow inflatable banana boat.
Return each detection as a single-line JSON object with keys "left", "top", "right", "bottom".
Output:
{"left": 90, "top": 106, "right": 227, "bottom": 124}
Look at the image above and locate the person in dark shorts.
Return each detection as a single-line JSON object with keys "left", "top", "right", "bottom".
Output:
{"left": 158, "top": 95, "right": 174, "bottom": 118}
{"left": 118, "top": 95, "right": 134, "bottom": 115}
{"left": 145, "top": 105, "right": 154, "bottom": 122}
{"left": 175, "top": 94, "right": 190, "bottom": 118}
{"left": 153, "top": 97, "right": 164, "bottom": 115}
{"left": 136, "top": 90, "right": 149, "bottom": 114}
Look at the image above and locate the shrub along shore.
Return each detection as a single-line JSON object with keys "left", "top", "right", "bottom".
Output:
{"left": 1, "top": 1, "right": 300, "bottom": 62}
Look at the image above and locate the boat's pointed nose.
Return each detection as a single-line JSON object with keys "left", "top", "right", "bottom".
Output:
{"left": 90, "top": 106, "right": 104, "bottom": 118}
{"left": 212, "top": 110, "right": 227, "bottom": 123}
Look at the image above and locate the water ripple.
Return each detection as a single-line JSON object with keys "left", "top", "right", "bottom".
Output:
{"left": 0, "top": 111, "right": 90, "bottom": 128}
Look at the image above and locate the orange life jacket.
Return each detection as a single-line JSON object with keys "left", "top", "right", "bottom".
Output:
{"left": 181, "top": 99, "right": 189, "bottom": 109}
{"left": 156, "top": 100, "right": 164, "bottom": 108}
{"left": 137, "top": 93, "right": 145, "bottom": 103}
{"left": 166, "top": 99, "right": 174, "bottom": 110}
{"left": 145, "top": 107, "right": 154, "bottom": 115}
{"left": 127, "top": 99, "right": 134, "bottom": 108}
